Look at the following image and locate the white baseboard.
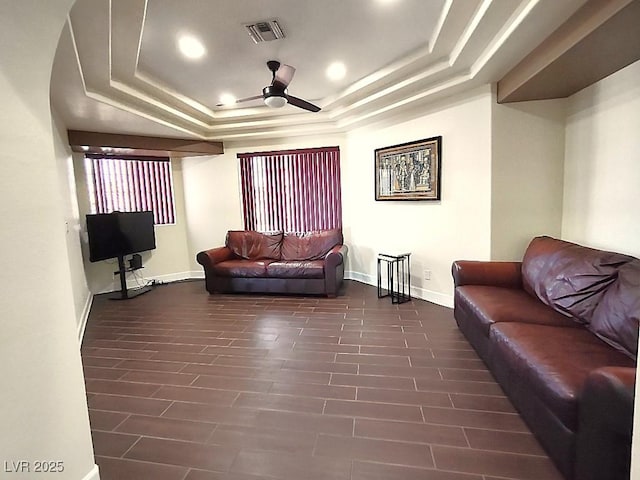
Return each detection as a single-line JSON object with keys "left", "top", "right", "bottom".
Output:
{"left": 345, "top": 270, "right": 453, "bottom": 308}
{"left": 410, "top": 284, "right": 454, "bottom": 308}
{"left": 148, "top": 271, "right": 195, "bottom": 285}
{"left": 97, "top": 271, "right": 197, "bottom": 295}
{"left": 81, "top": 464, "right": 100, "bottom": 480}
{"left": 345, "top": 270, "right": 375, "bottom": 285}
{"left": 77, "top": 292, "right": 93, "bottom": 343}
{"left": 189, "top": 270, "right": 205, "bottom": 279}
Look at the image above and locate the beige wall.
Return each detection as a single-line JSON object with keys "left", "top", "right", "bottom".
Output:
{"left": 490, "top": 96, "right": 566, "bottom": 260}
{"left": 562, "top": 59, "right": 640, "bottom": 257}
{"left": 52, "top": 109, "right": 92, "bottom": 336}
{"left": 0, "top": 1, "right": 97, "bottom": 479}
{"left": 343, "top": 87, "right": 493, "bottom": 307}
{"left": 560, "top": 59, "right": 640, "bottom": 480}
{"left": 74, "top": 156, "right": 192, "bottom": 294}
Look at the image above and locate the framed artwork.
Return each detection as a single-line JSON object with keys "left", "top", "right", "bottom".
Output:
{"left": 374, "top": 136, "right": 442, "bottom": 201}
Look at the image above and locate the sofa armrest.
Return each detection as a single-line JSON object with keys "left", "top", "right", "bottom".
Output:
{"left": 452, "top": 260, "right": 522, "bottom": 288}
{"left": 196, "top": 246, "right": 234, "bottom": 268}
{"left": 325, "top": 244, "right": 347, "bottom": 267}
{"left": 324, "top": 244, "right": 348, "bottom": 297}
{"left": 575, "top": 367, "right": 636, "bottom": 480}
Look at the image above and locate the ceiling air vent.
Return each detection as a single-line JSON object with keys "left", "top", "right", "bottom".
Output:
{"left": 244, "top": 20, "right": 285, "bottom": 43}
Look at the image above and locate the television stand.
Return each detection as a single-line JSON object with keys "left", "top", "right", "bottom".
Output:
{"left": 110, "top": 255, "right": 152, "bottom": 301}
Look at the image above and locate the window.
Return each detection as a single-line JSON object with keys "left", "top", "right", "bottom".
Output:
{"left": 238, "top": 146, "right": 342, "bottom": 232}
{"left": 85, "top": 155, "right": 176, "bottom": 225}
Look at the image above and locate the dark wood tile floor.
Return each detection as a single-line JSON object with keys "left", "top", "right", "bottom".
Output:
{"left": 81, "top": 280, "right": 563, "bottom": 480}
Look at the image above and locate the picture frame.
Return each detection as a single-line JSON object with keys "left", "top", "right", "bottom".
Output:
{"left": 374, "top": 136, "right": 442, "bottom": 201}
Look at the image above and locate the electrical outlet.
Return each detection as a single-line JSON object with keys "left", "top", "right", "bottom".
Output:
{"left": 423, "top": 269, "right": 431, "bottom": 280}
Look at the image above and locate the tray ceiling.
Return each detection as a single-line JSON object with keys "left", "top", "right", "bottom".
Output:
{"left": 50, "top": 0, "right": 589, "bottom": 142}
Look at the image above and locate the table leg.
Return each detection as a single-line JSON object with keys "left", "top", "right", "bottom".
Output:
{"left": 407, "top": 255, "right": 411, "bottom": 301}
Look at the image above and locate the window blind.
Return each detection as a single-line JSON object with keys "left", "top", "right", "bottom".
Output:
{"left": 85, "top": 155, "right": 175, "bottom": 225}
{"left": 238, "top": 146, "right": 342, "bottom": 232}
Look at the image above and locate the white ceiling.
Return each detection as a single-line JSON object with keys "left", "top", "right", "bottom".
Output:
{"left": 50, "top": 0, "right": 588, "bottom": 142}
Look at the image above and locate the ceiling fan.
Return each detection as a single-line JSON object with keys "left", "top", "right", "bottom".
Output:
{"left": 218, "top": 60, "right": 321, "bottom": 112}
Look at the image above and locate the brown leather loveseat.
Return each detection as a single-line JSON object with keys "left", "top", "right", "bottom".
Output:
{"left": 452, "top": 236, "right": 638, "bottom": 480}
{"left": 196, "top": 229, "right": 347, "bottom": 297}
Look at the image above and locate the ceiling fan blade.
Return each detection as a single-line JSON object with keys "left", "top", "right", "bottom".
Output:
{"left": 273, "top": 64, "right": 296, "bottom": 89}
{"left": 216, "top": 94, "right": 263, "bottom": 107}
{"left": 286, "top": 94, "right": 321, "bottom": 112}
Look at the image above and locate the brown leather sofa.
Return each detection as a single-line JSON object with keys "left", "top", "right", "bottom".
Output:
{"left": 452, "top": 236, "right": 638, "bottom": 480}
{"left": 196, "top": 229, "right": 347, "bottom": 297}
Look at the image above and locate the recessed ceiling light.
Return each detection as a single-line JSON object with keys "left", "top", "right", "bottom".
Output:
{"left": 80, "top": 146, "right": 89, "bottom": 151}
{"left": 326, "top": 62, "right": 346, "bottom": 81}
{"left": 219, "top": 93, "right": 237, "bottom": 106}
{"left": 178, "top": 35, "right": 206, "bottom": 60}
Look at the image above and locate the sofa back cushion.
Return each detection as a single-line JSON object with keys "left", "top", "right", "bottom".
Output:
{"left": 281, "top": 229, "right": 343, "bottom": 261}
{"left": 589, "top": 259, "right": 640, "bottom": 359}
{"left": 522, "top": 236, "right": 634, "bottom": 323}
{"left": 226, "top": 231, "right": 282, "bottom": 260}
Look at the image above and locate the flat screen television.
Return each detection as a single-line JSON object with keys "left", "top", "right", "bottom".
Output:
{"left": 86, "top": 211, "right": 156, "bottom": 262}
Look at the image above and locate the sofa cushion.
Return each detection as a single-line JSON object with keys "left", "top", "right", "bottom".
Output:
{"left": 490, "top": 323, "right": 635, "bottom": 431}
{"left": 521, "top": 236, "right": 633, "bottom": 324}
{"left": 212, "top": 259, "right": 273, "bottom": 277}
{"left": 226, "top": 231, "right": 282, "bottom": 260}
{"left": 455, "top": 285, "right": 577, "bottom": 338}
{"left": 266, "top": 260, "right": 325, "bottom": 279}
{"left": 281, "top": 229, "right": 342, "bottom": 261}
{"left": 590, "top": 259, "right": 640, "bottom": 359}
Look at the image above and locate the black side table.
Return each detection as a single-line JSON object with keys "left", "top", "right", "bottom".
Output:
{"left": 377, "top": 252, "right": 411, "bottom": 304}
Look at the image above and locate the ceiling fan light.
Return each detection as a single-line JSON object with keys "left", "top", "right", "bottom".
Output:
{"left": 264, "top": 95, "right": 287, "bottom": 108}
